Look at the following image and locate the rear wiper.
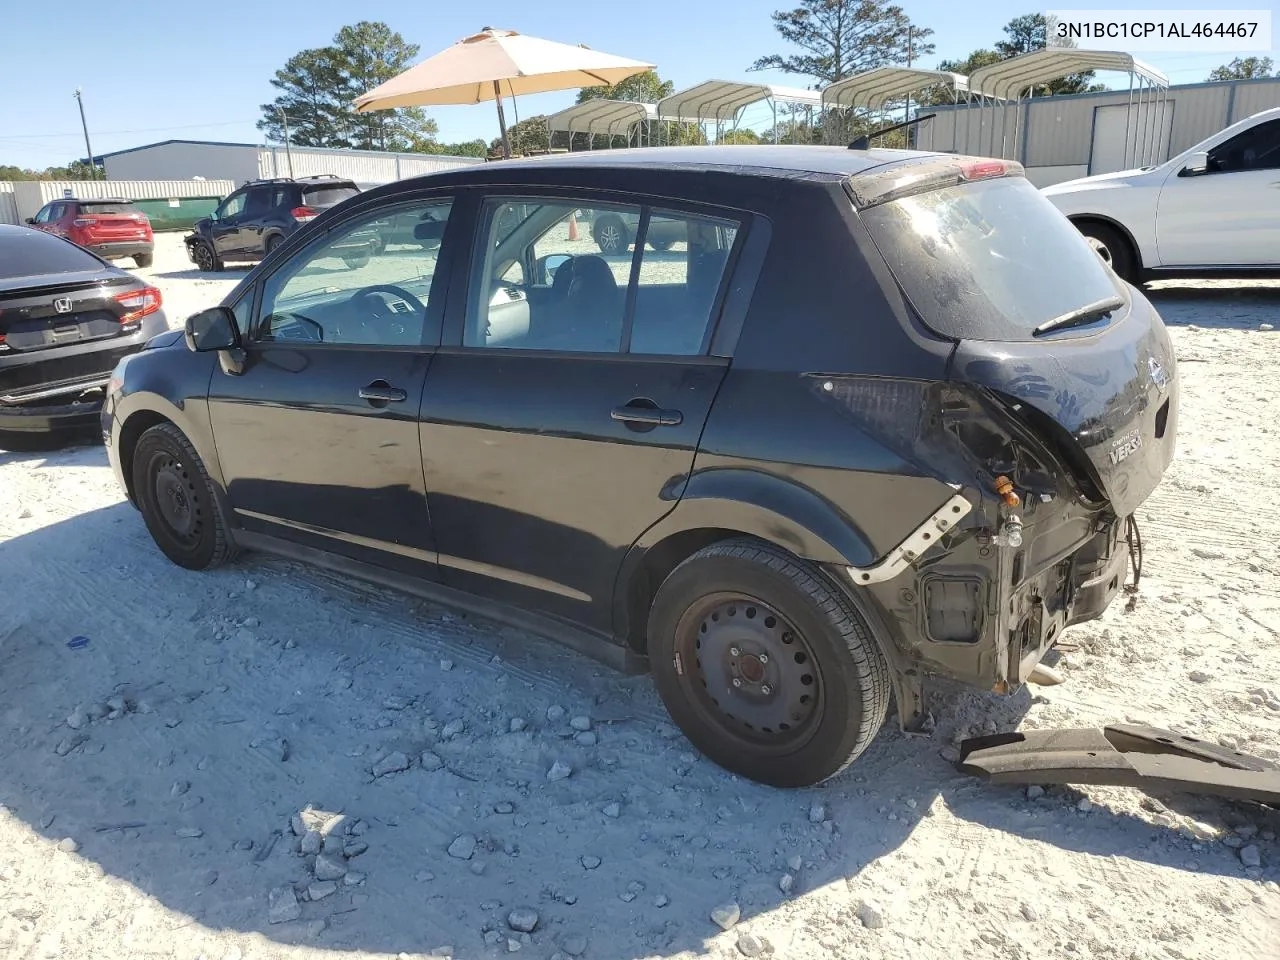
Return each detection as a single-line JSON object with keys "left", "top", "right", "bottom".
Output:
{"left": 1031, "top": 296, "right": 1124, "bottom": 337}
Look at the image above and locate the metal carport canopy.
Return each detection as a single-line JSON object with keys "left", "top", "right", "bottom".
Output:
{"left": 656, "top": 80, "right": 818, "bottom": 122}
{"left": 546, "top": 99, "right": 655, "bottom": 137}
{"left": 967, "top": 49, "right": 1168, "bottom": 100}
{"left": 821, "top": 67, "right": 976, "bottom": 110}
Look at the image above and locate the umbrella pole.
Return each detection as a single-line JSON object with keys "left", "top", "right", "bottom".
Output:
{"left": 493, "top": 80, "right": 511, "bottom": 159}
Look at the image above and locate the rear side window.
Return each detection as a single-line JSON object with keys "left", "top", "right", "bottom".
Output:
{"left": 1, "top": 229, "right": 103, "bottom": 278}
{"left": 860, "top": 177, "right": 1121, "bottom": 341}
{"left": 302, "top": 184, "right": 360, "bottom": 208}
{"left": 78, "top": 201, "right": 140, "bottom": 215}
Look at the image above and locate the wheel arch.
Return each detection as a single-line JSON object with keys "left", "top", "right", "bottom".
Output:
{"left": 612, "top": 469, "right": 881, "bottom": 653}
{"left": 1067, "top": 214, "right": 1145, "bottom": 274}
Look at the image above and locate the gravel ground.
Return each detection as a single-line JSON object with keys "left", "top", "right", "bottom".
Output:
{"left": 2, "top": 232, "right": 1280, "bottom": 960}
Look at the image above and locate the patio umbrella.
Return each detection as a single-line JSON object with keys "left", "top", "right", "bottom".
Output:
{"left": 353, "top": 27, "right": 655, "bottom": 159}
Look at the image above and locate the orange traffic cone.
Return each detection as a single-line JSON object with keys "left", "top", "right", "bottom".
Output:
{"left": 568, "top": 212, "right": 579, "bottom": 241}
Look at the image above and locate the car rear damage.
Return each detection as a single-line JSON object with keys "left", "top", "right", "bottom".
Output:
{"left": 824, "top": 154, "right": 1178, "bottom": 716}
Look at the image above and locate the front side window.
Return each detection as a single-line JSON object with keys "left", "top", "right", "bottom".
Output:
{"left": 32, "top": 204, "right": 53, "bottom": 224}
{"left": 218, "top": 192, "right": 246, "bottom": 219}
{"left": 255, "top": 198, "right": 453, "bottom": 347}
{"left": 466, "top": 197, "right": 739, "bottom": 355}
{"left": 1209, "top": 119, "right": 1280, "bottom": 173}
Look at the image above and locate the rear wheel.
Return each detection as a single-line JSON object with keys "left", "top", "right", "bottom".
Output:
{"left": 648, "top": 538, "right": 891, "bottom": 787}
{"left": 343, "top": 254, "right": 371, "bottom": 270}
{"left": 1076, "top": 221, "right": 1138, "bottom": 284}
{"left": 593, "top": 214, "right": 627, "bottom": 254}
{"left": 132, "top": 423, "right": 236, "bottom": 570}
{"left": 648, "top": 238, "right": 674, "bottom": 252}
{"left": 133, "top": 253, "right": 153, "bottom": 268}
{"left": 192, "top": 241, "right": 222, "bottom": 273}
{"left": 264, "top": 234, "right": 283, "bottom": 256}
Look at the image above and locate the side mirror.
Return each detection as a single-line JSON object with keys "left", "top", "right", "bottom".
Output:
{"left": 24, "top": 217, "right": 35, "bottom": 224}
{"left": 413, "top": 217, "right": 446, "bottom": 244}
{"left": 185, "top": 306, "right": 240, "bottom": 352}
{"left": 1179, "top": 151, "right": 1209, "bottom": 177}
{"left": 537, "top": 253, "right": 572, "bottom": 285}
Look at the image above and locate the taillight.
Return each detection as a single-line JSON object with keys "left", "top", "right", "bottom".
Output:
{"left": 291, "top": 206, "right": 318, "bottom": 223}
{"left": 959, "top": 159, "right": 1011, "bottom": 181}
{"left": 114, "top": 285, "right": 162, "bottom": 324}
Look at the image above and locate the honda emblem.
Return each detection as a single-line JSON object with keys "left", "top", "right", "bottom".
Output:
{"left": 53, "top": 297, "right": 73, "bottom": 314}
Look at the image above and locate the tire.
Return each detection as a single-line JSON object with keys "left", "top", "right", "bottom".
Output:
{"left": 592, "top": 214, "right": 627, "bottom": 255}
{"left": 343, "top": 254, "right": 371, "bottom": 270}
{"left": 647, "top": 238, "right": 674, "bottom": 252}
{"left": 1076, "top": 221, "right": 1138, "bottom": 283}
{"left": 131, "top": 423, "right": 237, "bottom": 570}
{"left": 134, "top": 253, "right": 153, "bottom": 268}
{"left": 648, "top": 538, "right": 891, "bottom": 787}
{"left": 192, "top": 241, "right": 222, "bottom": 273}
{"left": 265, "top": 234, "right": 283, "bottom": 256}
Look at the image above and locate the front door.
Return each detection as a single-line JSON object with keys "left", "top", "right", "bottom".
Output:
{"left": 1156, "top": 117, "right": 1280, "bottom": 266}
{"left": 210, "top": 188, "right": 249, "bottom": 259}
{"left": 207, "top": 195, "right": 458, "bottom": 578}
{"left": 421, "top": 195, "right": 744, "bottom": 633}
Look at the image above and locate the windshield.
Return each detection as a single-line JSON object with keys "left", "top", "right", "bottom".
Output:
{"left": 860, "top": 176, "right": 1123, "bottom": 341}
{"left": 302, "top": 185, "right": 359, "bottom": 208}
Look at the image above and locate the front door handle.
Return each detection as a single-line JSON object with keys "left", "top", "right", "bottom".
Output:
{"left": 359, "top": 381, "right": 407, "bottom": 403}
{"left": 611, "top": 403, "right": 683, "bottom": 427}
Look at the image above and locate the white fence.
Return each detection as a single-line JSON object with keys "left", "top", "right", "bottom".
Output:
{"left": 1, "top": 180, "right": 236, "bottom": 224}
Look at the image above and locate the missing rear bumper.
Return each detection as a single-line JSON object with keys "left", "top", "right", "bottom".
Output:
{"left": 844, "top": 493, "right": 973, "bottom": 585}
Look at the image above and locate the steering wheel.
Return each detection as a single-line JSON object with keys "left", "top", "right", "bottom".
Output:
{"left": 340, "top": 284, "right": 426, "bottom": 344}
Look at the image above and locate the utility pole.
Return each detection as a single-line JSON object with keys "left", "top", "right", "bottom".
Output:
{"left": 904, "top": 27, "right": 914, "bottom": 134}
{"left": 73, "top": 88, "right": 97, "bottom": 179}
{"left": 276, "top": 106, "right": 294, "bottom": 177}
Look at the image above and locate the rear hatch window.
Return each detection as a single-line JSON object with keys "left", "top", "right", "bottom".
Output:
{"left": 78, "top": 201, "right": 141, "bottom": 215}
{"left": 856, "top": 168, "right": 1123, "bottom": 341}
{"left": 302, "top": 184, "right": 360, "bottom": 209}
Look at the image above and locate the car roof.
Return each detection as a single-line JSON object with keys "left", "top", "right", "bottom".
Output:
{"left": 72, "top": 197, "right": 135, "bottom": 204}
{"left": 466, "top": 145, "right": 940, "bottom": 181}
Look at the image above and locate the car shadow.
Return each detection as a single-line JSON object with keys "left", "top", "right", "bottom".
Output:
{"left": 0, "top": 503, "right": 1265, "bottom": 958}
{"left": 1145, "top": 281, "right": 1280, "bottom": 329}
{"left": 152, "top": 267, "right": 252, "bottom": 281}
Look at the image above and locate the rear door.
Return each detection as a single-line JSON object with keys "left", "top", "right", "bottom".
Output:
{"left": 1155, "top": 117, "right": 1280, "bottom": 266}
{"left": 420, "top": 192, "right": 744, "bottom": 632}
{"left": 236, "top": 187, "right": 274, "bottom": 254}
{"left": 206, "top": 194, "right": 458, "bottom": 579}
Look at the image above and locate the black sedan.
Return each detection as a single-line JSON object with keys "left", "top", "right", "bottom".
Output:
{"left": 0, "top": 225, "right": 167, "bottom": 449}
{"left": 102, "top": 146, "right": 1177, "bottom": 786}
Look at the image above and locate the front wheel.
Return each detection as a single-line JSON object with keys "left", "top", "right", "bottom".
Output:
{"left": 132, "top": 423, "right": 237, "bottom": 570}
{"left": 343, "top": 254, "right": 371, "bottom": 270}
{"left": 648, "top": 539, "right": 891, "bottom": 787}
{"left": 593, "top": 214, "right": 627, "bottom": 255}
{"left": 1076, "top": 221, "right": 1138, "bottom": 283}
{"left": 191, "top": 241, "right": 222, "bottom": 273}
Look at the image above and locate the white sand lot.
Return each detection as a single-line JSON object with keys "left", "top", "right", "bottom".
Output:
{"left": 1, "top": 232, "right": 1278, "bottom": 960}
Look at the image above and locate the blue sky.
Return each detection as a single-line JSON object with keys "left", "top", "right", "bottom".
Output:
{"left": 0, "top": 0, "right": 1271, "bottom": 167}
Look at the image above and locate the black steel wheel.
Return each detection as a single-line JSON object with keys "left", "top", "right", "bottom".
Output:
{"left": 132, "top": 423, "right": 236, "bottom": 570}
{"left": 649, "top": 538, "right": 891, "bottom": 787}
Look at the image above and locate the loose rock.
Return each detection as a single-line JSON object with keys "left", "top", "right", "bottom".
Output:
{"left": 509, "top": 718, "right": 527, "bottom": 733}
{"left": 1188, "top": 670, "right": 1212, "bottom": 683}
{"left": 439, "top": 659, "right": 454, "bottom": 671}
{"left": 787, "top": 855, "right": 803, "bottom": 872}
{"left": 442, "top": 719, "right": 465, "bottom": 740}
{"left": 711, "top": 902, "right": 741, "bottom": 931}
{"left": 939, "top": 745, "right": 961, "bottom": 763}
{"left": 737, "top": 932, "right": 768, "bottom": 957}
{"left": 1026, "top": 785, "right": 1045, "bottom": 801}
{"left": 300, "top": 831, "right": 322, "bottom": 856}
{"left": 570, "top": 716, "right": 592, "bottom": 732}
{"left": 345, "top": 871, "right": 366, "bottom": 885}
{"left": 372, "top": 751, "right": 411, "bottom": 778}
{"left": 507, "top": 907, "right": 539, "bottom": 933}
{"left": 314, "top": 854, "right": 347, "bottom": 880}
{"left": 574, "top": 732, "right": 597, "bottom": 747}
{"left": 448, "top": 834, "right": 477, "bottom": 860}
{"left": 1077, "top": 798, "right": 1094, "bottom": 813}
{"left": 547, "top": 760, "right": 572, "bottom": 782}
{"left": 54, "top": 734, "right": 88, "bottom": 757}
{"left": 420, "top": 751, "right": 444, "bottom": 771}
{"left": 344, "top": 840, "right": 369, "bottom": 857}
{"left": 176, "top": 827, "right": 204, "bottom": 838}
{"left": 55, "top": 837, "right": 78, "bottom": 853}
{"left": 1020, "top": 903, "right": 1040, "bottom": 922}
{"left": 268, "top": 885, "right": 301, "bottom": 924}
{"left": 580, "top": 855, "right": 601, "bottom": 870}
{"left": 494, "top": 802, "right": 515, "bottom": 815}
{"left": 856, "top": 899, "right": 885, "bottom": 929}
{"left": 322, "top": 835, "right": 344, "bottom": 856}
{"left": 602, "top": 802, "right": 621, "bottom": 818}
{"left": 547, "top": 705, "right": 566, "bottom": 722}
{"left": 654, "top": 894, "right": 669, "bottom": 907}
{"left": 1241, "top": 845, "right": 1262, "bottom": 868}
{"left": 778, "top": 873, "right": 794, "bottom": 895}
{"left": 66, "top": 707, "right": 90, "bottom": 731}
{"left": 808, "top": 802, "right": 826, "bottom": 824}
{"left": 1261, "top": 323, "right": 1275, "bottom": 332}
{"left": 308, "top": 880, "right": 338, "bottom": 901}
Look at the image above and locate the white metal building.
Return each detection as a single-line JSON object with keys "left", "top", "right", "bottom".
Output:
{"left": 100, "top": 139, "right": 482, "bottom": 185}
{"left": 918, "top": 77, "right": 1280, "bottom": 187}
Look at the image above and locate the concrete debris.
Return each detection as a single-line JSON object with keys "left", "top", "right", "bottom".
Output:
{"left": 448, "top": 835, "right": 477, "bottom": 860}
{"left": 711, "top": 902, "right": 741, "bottom": 931}
{"left": 267, "top": 885, "right": 301, "bottom": 924}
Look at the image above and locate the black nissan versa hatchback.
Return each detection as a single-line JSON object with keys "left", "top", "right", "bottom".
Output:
{"left": 102, "top": 146, "right": 1178, "bottom": 786}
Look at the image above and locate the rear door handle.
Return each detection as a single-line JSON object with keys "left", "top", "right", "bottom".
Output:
{"left": 359, "top": 381, "right": 407, "bottom": 403}
{"left": 610, "top": 404, "right": 683, "bottom": 427}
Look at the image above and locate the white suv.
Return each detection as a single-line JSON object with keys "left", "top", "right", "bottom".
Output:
{"left": 1043, "top": 107, "right": 1280, "bottom": 282}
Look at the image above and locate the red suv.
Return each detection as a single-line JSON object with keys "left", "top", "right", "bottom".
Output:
{"left": 28, "top": 197, "right": 154, "bottom": 268}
